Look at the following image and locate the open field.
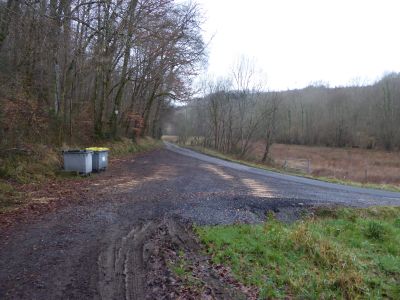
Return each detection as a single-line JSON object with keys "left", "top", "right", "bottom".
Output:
{"left": 197, "top": 206, "right": 400, "bottom": 299}
{"left": 248, "top": 143, "right": 400, "bottom": 186}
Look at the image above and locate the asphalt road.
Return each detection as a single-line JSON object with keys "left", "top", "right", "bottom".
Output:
{"left": 165, "top": 142, "right": 400, "bottom": 207}
{"left": 1, "top": 144, "right": 399, "bottom": 299}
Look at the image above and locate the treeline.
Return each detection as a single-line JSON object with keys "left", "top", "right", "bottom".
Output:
{"left": 169, "top": 72, "right": 400, "bottom": 160}
{"left": 278, "top": 75, "right": 400, "bottom": 150}
{"left": 0, "top": 0, "right": 205, "bottom": 147}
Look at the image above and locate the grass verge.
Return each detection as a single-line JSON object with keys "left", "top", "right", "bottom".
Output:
{"left": 196, "top": 206, "right": 400, "bottom": 299}
{"left": 105, "top": 137, "right": 162, "bottom": 157}
{"left": 0, "top": 137, "right": 162, "bottom": 212}
{"left": 183, "top": 145, "right": 400, "bottom": 192}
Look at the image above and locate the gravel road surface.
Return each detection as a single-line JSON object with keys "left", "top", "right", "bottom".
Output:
{"left": 1, "top": 144, "right": 399, "bottom": 299}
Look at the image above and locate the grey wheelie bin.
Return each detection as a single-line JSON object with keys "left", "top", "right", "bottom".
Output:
{"left": 86, "top": 147, "right": 109, "bottom": 172}
{"left": 62, "top": 150, "right": 93, "bottom": 175}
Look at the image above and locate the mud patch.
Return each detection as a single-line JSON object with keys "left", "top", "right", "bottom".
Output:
{"left": 98, "top": 218, "right": 257, "bottom": 300}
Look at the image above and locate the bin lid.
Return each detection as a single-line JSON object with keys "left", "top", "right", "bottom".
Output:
{"left": 63, "top": 149, "right": 93, "bottom": 154}
{"left": 85, "top": 147, "right": 110, "bottom": 152}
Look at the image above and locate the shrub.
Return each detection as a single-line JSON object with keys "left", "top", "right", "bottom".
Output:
{"left": 394, "top": 218, "right": 400, "bottom": 228}
{"left": 365, "top": 221, "right": 387, "bottom": 240}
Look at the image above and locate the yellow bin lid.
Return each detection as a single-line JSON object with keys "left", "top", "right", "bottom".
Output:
{"left": 85, "top": 147, "right": 110, "bottom": 151}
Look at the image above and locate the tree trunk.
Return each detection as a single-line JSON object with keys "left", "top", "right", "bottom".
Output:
{"left": 110, "top": 0, "right": 138, "bottom": 137}
{"left": 0, "top": 0, "right": 15, "bottom": 49}
{"left": 261, "top": 139, "right": 270, "bottom": 163}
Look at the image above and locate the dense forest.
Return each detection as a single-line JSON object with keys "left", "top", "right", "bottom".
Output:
{"left": 0, "top": 0, "right": 206, "bottom": 148}
{"left": 168, "top": 62, "right": 400, "bottom": 160}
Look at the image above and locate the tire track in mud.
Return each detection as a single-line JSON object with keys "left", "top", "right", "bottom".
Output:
{"left": 97, "top": 218, "right": 249, "bottom": 300}
{"left": 98, "top": 222, "right": 156, "bottom": 300}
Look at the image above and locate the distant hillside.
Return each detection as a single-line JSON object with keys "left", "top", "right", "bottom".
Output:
{"left": 167, "top": 73, "right": 400, "bottom": 155}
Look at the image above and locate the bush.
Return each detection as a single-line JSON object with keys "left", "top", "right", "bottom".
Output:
{"left": 393, "top": 218, "right": 400, "bottom": 228}
{"left": 365, "top": 221, "right": 387, "bottom": 240}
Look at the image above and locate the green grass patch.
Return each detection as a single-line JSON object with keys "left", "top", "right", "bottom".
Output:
{"left": 184, "top": 145, "right": 400, "bottom": 192}
{"left": 196, "top": 207, "right": 400, "bottom": 299}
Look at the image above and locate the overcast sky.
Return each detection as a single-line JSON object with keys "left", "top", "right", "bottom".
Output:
{"left": 196, "top": 0, "right": 400, "bottom": 90}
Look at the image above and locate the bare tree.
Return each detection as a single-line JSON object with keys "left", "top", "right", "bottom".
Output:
{"left": 0, "top": 0, "right": 206, "bottom": 146}
{"left": 260, "top": 93, "right": 280, "bottom": 162}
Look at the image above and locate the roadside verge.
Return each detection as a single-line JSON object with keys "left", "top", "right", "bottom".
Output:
{"left": 177, "top": 144, "right": 400, "bottom": 193}
{"left": 0, "top": 138, "right": 163, "bottom": 223}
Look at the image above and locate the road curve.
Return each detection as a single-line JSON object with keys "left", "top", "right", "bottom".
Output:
{"left": 164, "top": 142, "right": 400, "bottom": 207}
{"left": 1, "top": 145, "right": 400, "bottom": 299}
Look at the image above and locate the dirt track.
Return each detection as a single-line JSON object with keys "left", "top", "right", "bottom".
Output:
{"left": 1, "top": 145, "right": 400, "bottom": 299}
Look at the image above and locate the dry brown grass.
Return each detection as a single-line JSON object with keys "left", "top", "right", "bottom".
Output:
{"left": 249, "top": 142, "right": 400, "bottom": 185}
